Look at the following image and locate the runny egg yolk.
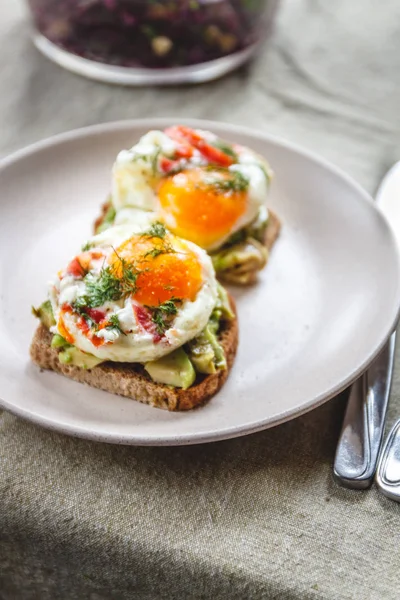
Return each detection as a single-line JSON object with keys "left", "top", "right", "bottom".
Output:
{"left": 157, "top": 167, "right": 248, "bottom": 249}
{"left": 108, "top": 234, "right": 203, "bottom": 307}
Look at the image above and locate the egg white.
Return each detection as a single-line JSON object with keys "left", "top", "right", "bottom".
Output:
{"left": 112, "top": 130, "right": 178, "bottom": 212}
{"left": 49, "top": 224, "right": 218, "bottom": 363}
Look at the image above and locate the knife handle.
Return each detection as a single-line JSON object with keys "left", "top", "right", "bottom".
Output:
{"left": 333, "top": 333, "right": 396, "bottom": 489}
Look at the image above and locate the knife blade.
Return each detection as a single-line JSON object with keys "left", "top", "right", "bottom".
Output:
{"left": 333, "top": 162, "right": 400, "bottom": 489}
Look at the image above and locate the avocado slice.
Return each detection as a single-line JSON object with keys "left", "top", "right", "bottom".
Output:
{"left": 211, "top": 238, "right": 268, "bottom": 284}
{"left": 32, "top": 300, "right": 55, "bottom": 329}
{"left": 58, "top": 346, "right": 104, "bottom": 370}
{"left": 246, "top": 205, "right": 269, "bottom": 243}
{"left": 51, "top": 334, "right": 71, "bottom": 349}
{"left": 187, "top": 324, "right": 226, "bottom": 374}
{"left": 215, "top": 282, "right": 235, "bottom": 320}
{"left": 210, "top": 206, "right": 269, "bottom": 282}
{"left": 144, "top": 348, "right": 196, "bottom": 389}
{"left": 218, "top": 207, "right": 269, "bottom": 249}
{"left": 189, "top": 340, "right": 217, "bottom": 375}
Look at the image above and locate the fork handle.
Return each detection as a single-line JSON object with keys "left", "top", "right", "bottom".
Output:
{"left": 333, "top": 333, "right": 396, "bottom": 489}
{"left": 375, "top": 419, "right": 400, "bottom": 501}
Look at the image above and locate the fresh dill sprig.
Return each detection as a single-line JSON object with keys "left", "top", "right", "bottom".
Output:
{"left": 141, "top": 221, "right": 167, "bottom": 239}
{"left": 212, "top": 139, "right": 238, "bottom": 161}
{"left": 106, "top": 314, "right": 126, "bottom": 336}
{"left": 143, "top": 239, "right": 176, "bottom": 260}
{"left": 144, "top": 246, "right": 168, "bottom": 259}
{"left": 149, "top": 298, "right": 181, "bottom": 335}
{"left": 116, "top": 261, "right": 140, "bottom": 297}
{"left": 72, "top": 298, "right": 99, "bottom": 330}
{"left": 84, "top": 268, "right": 123, "bottom": 307}
{"left": 152, "top": 148, "right": 161, "bottom": 175}
{"left": 81, "top": 241, "right": 93, "bottom": 252}
{"left": 206, "top": 169, "right": 249, "bottom": 193}
{"left": 73, "top": 254, "right": 139, "bottom": 311}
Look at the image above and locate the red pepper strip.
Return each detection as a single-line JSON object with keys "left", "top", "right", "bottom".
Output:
{"left": 165, "top": 127, "right": 194, "bottom": 159}
{"left": 173, "top": 140, "right": 193, "bottom": 159}
{"left": 58, "top": 307, "right": 75, "bottom": 344}
{"left": 66, "top": 257, "right": 86, "bottom": 278}
{"left": 159, "top": 156, "right": 186, "bottom": 174}
{"left": 77, "top": 314, "right": 106, "bottom": 347}
{"left": 77, "top": 316, "right": 90, "bottom": 335}
{"left": 165, "top": 125, "right": 202, "bottom": 145}
{"left": 159, "top": 156, "right": 176, "bottom": 173}
{"left": 165, "top": 125, "right": 234, "bottom": 167}
{"left": 133, "top": 304, "right": 162, "bottom": 343}
{"left": 91, "top": 334, "right": 106, "bottom": 348}
{"left": 197, "top": 143, "right": 234, "bottom": 167}
{"left": 86, "top": 308, "right": 106, "bottom": 324}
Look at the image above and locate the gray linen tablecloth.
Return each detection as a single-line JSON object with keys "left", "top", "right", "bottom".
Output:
{"left": 1, "top": 2, "right": 400, "bottom": 598}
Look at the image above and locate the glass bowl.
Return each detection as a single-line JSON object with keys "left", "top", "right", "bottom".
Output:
{"left": 27, "top": 0, "right": 280, "bottom": 85}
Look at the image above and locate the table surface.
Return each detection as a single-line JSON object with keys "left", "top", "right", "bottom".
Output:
{"left": 1, "top": 2, "right": 400, "bottom": 599}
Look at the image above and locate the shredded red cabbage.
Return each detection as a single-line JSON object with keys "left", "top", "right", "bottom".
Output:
{"left": 28, "top": 0, "right": 275, "bottom": 69}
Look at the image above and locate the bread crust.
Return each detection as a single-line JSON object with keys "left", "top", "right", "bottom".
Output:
{"left": 263, "top": 210, "right": 281, "bottom": 251}
{"left": 93, "top": 200, "right": 110, "bottom": 234}
{"left": 30, "top": 297, "right": 238, "bottom": 411}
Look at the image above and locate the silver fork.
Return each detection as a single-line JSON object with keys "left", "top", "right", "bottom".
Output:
{"left": 334, "top": 161, "right": 400, "bottom": 490}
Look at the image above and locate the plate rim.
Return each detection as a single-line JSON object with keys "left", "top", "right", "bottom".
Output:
{"left": 1, "top": 118, "right": 400, "bottom": 446}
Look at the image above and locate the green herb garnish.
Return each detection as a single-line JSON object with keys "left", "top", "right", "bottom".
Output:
{"left": 72, "top": 299, "right": 99, "bottom": 330}
{"left": 206, "top": 169, "right": 249, "bottom": 193}
{"left": 149, "top": 298, "right": 181, "bottom": 335}
{"left": 94, "top": 202, "right": 116, "bottom": 235}
{"left": 144, "top": 246, "right": 172, "bottom": 259}
{"left": 143, "top": 235, "right": 176, "bottom": 260}
{"left": 73, "top": 253, "right": 140, "bottom": 312}
{"left": 141, "top": 221, "right": 167, "bottom": 239}
{"left": 84, "top": 268, "right": 124, "bottom": 307}
{"left": 213, "top": 139, "right": 238, "bottom": 161}
{"left": 81, "top": 241, "right": 93, "bottom": 252}
{"left": 152, "top": 149, "right": 161, "bottom": 175}
{"left": 106, "top": 314, "right": 126, "bottom": 336}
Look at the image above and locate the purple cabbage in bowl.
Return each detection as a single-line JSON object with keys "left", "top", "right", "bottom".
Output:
{"left": 27, "top": 0, "right": 276, "bottom": 69}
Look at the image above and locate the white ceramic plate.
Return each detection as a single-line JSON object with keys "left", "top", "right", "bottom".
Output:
{"left": 1, "top": 119, "right": 399, "bottom": 445}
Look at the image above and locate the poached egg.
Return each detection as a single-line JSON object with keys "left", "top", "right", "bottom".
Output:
{"left": 111, "top": 126, "right": 272, "bottom": 251}
{"left": 49, "top": 222, "right": 218, "bottom": 363}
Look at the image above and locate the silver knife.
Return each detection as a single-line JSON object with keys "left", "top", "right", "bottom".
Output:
{"left": 334, "top": 162, "right": 400, "bottom": 489}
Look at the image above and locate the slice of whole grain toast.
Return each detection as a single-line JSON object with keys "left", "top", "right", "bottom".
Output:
{"left": 30, "top": 297, "right": 238, "bottom": 411}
